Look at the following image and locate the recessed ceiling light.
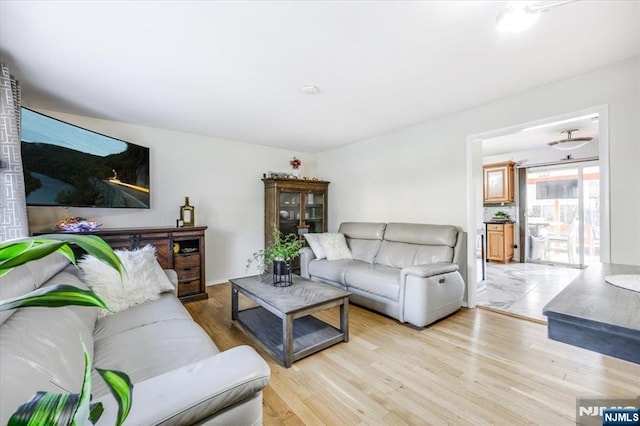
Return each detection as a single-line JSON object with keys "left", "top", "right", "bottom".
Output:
{"left": 301, "top": 85, "right": 320, "bottom": 95}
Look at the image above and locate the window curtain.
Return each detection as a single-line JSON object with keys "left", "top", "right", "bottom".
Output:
{"left": 0, "top": 62, "right": 28, "bottom": 242}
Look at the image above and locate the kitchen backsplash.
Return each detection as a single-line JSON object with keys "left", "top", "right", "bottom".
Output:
{"left": 484, "top": 206, "right": 517, "bottom": 222}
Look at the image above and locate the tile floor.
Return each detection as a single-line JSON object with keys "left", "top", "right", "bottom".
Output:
{"left": 476, "top": 262, "right": 583, "bottom": 322}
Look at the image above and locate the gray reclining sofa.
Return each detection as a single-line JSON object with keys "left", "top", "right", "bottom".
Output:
{"left": 300, "top": 222, "right": 467, "bottom": 328}
{"left": 0, "top": 252, "right": 270, "bottom": 425}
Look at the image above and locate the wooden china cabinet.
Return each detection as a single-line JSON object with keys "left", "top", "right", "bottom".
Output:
{"left": 262, "top": 177, "right": 329, "bottom": 272}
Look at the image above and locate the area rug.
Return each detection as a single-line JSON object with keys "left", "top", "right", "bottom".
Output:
{"left": 605, "top": 275, "right": 640, "bottom": 293}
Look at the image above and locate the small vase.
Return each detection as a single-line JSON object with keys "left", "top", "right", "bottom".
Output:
{"left": 291, "top": 168, "right": 299, "bottom": 178}
{"left": 272, "top": 260, "right": 293, "bottom": 287}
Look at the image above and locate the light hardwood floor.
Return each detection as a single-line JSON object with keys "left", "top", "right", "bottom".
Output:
{"left": 186, "top": 283, "right": 640, "bottom": 425}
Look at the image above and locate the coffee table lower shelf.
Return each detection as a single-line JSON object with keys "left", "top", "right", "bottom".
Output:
{"left": 236, "top": 306, "right": 345, "bottom": 367}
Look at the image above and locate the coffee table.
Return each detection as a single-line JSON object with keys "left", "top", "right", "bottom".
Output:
{"left": 230, "top": 274, "right": 350, "bottom": 367}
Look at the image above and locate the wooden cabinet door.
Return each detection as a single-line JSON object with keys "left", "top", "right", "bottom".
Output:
{"left": 98, "top": 235, "right": 133, "bottom": 251}
{"left": 138, "top": 237, "right": 172, "bottom": 269}
{"left": 278, "top": 191, "right": 303, "bottom": 238}
{"left": 487, "top": 230, "right": 504, "bottom": 261}
{"left": 98, "top": 233, "right": 171, "bottom": 268}
{"left": 505, "top": 224, "right": 514, "bottom": 261}
{"left": 303, "top": 191, "right": 325, "bottom": 233}
{"left": 484, "top": 167, "right": 507, "bottom": 201}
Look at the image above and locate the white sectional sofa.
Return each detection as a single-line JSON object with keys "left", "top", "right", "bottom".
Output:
{"left": 0, "top": 252, "right": 270, "bottom": 425}
{"left": 300, "top": 222, "right": 466, "bottom": 328}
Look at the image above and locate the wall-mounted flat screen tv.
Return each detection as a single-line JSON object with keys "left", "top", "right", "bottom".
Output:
{"left": 21, "top": 107, "right": 150, "bottom": 208}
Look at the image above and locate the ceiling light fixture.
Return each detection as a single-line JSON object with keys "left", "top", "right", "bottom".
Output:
{"left": 547, "top": 129, "right": 593, "bottom": 150}
{"left": 522, "top": 113, "right": 599, "bottom": 132}
{"left": 496, "top": 0, "right": 578, "bottom": 33}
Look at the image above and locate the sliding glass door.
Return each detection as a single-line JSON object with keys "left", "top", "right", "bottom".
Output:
{"left": 524, "top": 161, "right": 599, "bottom": 267}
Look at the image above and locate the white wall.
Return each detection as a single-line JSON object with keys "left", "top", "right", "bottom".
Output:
{"left": 316, "top": 116, "right": 471, "bottom": 227}
{"left": 317, "top": 57, "right": 640, "bottom": 300}
{"left": 26, "top": 110, "right": 314, "bottom": 284}
{"left": 25, "top": 57, "right": 639, "bottom": 291}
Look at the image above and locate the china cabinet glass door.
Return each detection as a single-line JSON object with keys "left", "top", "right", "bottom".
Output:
{"left": 279, "top": 192, "right": 301, "bottom": 237}
{"left": 304, "top": 192, "right": 325, "bottom": 233}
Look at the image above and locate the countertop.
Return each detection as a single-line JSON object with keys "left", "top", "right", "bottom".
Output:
{"left": 543, "top": 263, "right": 640, "bottom": 331}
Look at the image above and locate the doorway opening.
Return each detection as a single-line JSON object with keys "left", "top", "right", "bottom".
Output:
{"left": 465, "top": 105, "right": 610, "bottom": 321}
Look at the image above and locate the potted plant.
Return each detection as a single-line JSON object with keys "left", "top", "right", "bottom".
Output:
{"left": 494, "top": 210, "right": 510, "bottom": 221}
{"left": 0, "top": 234, "right": 131, "bottom": 426}
{"left": 247, "top": 227, "right": 303, "bottom": 286}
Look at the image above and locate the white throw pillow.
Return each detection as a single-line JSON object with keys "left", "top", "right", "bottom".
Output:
{"left": 323, "top": 233, "right": 354, "bottom": 261}
{"left": 304, "top": 233, "right": 328, "bottom": 259}
{"left": 79, "top": 245, "right": 175, "bottom": 317}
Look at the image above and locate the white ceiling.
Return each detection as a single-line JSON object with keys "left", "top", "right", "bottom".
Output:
{"left": 1, "top": 1, "right": 638, "bottom": 153}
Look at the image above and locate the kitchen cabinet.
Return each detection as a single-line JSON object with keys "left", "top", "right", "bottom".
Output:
{"left": 486, "top": 222, "right": 514, "bottom": 263}
{"left": 483, "top": 161, "right": 515, "bottom": 203}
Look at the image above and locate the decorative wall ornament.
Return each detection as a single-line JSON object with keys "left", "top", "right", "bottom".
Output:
{"left": 290, "top": 156, "right": 302, "bottom": 177}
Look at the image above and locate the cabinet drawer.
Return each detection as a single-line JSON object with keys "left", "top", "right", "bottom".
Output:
{"left": 178, "top": 280, "right": 201, "bottom": 297}
{"left": 177, "top": 267, "right": 200, "bottom": 281}
{"left": 174, "top": 254, "right": 200, "bottom": 268}
{"left": 487, "top": 224, "right": 504, "bottom": 231}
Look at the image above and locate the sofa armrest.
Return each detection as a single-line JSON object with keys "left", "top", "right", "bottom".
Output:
{"left": 401, "top": 263, "right": 459, "bottom": 279}
{"left": 299, "top": 247, "right": 316, "bottom": 279}
{"left": 94, "top": 345, "right": 270, "bottom": 425}
{"left": 164, "top": 269, "right": 179, "bottom": 296}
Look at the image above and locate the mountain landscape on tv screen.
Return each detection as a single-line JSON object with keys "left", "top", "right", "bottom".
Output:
{"left": 22, "top": 141, "right": 150, "bottom": 208}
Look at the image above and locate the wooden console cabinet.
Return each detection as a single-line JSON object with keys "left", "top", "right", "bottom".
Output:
{"left": 483, "top": 161, "right": 515, "bottom": 203}
{"left": 42, "top": 226, "right": 208, "bottom": 302}
{"left": 486, "top": 222, "right": 514, "bottom": 263}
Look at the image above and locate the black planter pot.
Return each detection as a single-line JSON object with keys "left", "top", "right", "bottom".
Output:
{"left": 272, "top": 260, "right": 293, "bottom": 287}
